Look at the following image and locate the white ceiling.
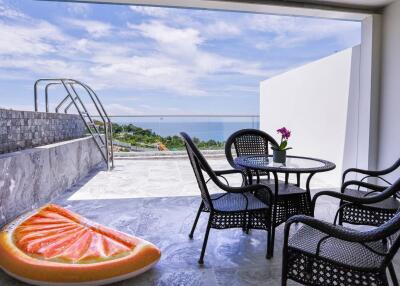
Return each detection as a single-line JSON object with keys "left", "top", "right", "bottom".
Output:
{"left": 60, "top": 0, "right": 398, "bottom": 19}
{"left": 298, "top": 0, "right": 397, "bottom": 9}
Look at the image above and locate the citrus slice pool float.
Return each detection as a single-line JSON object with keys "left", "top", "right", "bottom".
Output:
{"left": 0, "top": 204, "right": 161, "bottom": 286}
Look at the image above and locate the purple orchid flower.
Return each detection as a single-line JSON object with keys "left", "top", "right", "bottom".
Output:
{"left": 277, "top": 127, "right": 291, "bottom": 139}
{"left": 275, "top": 127, "right": 292, "bottom": 151}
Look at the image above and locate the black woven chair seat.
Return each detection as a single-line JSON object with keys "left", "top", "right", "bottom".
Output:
{"left": 344, "top": 188, "right": 400, "bottom": 210}
{"left": 283, "top": 175, "right": 400, "bottom": 286}
{"left": 259, "top": 179, "right": 307, "bottom": 196}
{"left": 254, "top": 180, "right": 311, "bottom": 227}
{"left": 337, "top": 160, "right": 400, "bottom": 230}
{"left": 289, "top": 225, "right": 386, "bottom": 269}
{"left": 210, "top": 193, "right": 268, "bottom": 212}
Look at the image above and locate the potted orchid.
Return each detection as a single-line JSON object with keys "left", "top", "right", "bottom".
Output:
{"left": 272, "top": 127, "right": 292, "bottom": 163}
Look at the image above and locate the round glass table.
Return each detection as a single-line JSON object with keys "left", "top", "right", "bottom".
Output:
{"left": 234, "top": 155, "right": 336, "bottom": 175}
{"left": 234, "top": 155, "right": 335, "bottom": 190}
{"left": 234, "top": 155, "right": 335, "bottom": 257}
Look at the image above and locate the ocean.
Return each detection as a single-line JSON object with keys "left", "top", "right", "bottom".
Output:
{"left": 115, "top": 120, "right": 260, "bottom": 142}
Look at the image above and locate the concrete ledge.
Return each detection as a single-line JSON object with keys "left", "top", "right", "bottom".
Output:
{"left": 115, "top": 149, "right": 226, "bottom": 160}
{"left": 0, "top": 136, "right": 104, "bottom": 226}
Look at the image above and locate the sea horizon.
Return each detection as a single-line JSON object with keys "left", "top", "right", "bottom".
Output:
{"left": 114, "top": 120, "right": 260, "bottom": 141}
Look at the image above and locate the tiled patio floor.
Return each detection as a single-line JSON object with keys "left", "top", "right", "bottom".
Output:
{"left": 65, "top": 157, "right": 335, "bottom": 201}
{"left": 0, "top": 158, "right": 399, "bottom": 285}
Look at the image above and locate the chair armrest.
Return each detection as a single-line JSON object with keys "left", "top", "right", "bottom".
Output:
{"left": 312, "top": 181, "right": 389, "bottom": 216}
{"left": 285, "top": 215, "right": 386, "bottom": 243}
{"left": 341, "top": 180, "right": 387, "bottom": 194}
{"left": 220, "top": 183, "right": 273, "bottom": 205}
{"left": 343, "top": 167, "right": 381, "bottom": 178}
{"left": 214, "top": 169, "right": 247, "bottom": 186}
{"left": 342, "top": 165, "right": 396, "bottom": 183}
{"left": 312, "top": 186, "right": 388, "bottom": 213}
{"left": 214, "top": 169, "right": 245, "bottom": 176}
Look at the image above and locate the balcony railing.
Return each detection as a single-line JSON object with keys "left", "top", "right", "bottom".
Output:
{"left": 97, "top": 115, "right": 260, "bottom": 152}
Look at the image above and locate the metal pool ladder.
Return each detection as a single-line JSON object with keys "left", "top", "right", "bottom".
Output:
{"left": 34, "top": 79, "right": 114, "bottom": 170}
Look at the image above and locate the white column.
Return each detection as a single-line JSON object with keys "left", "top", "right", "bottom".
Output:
{"left": 356, "top": 15, "right": 381, "bottom": 175}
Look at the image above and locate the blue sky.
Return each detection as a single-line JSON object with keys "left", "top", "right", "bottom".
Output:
{"left": 0, "top": 0, "right": 361, "bottom": 115}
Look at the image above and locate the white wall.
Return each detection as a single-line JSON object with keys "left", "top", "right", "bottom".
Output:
{"left": 260, "top": 47, "right": 361, "bottom": 187}
{"left": 377, "top": 1, "right": 400, "bottom": 182}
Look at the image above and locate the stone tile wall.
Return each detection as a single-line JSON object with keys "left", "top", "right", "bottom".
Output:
{"left": 0, "top": 136, "right": 105, "bottom": 225}
{"left": 0, "top": 109, "right": 86, "bottom": 154}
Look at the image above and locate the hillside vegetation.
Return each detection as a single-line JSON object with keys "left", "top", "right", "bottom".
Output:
{"left": 111, "top": 123, "right": 224, "bottom": 151}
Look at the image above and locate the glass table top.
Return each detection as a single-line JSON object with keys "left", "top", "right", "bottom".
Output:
{"left": 234, "top": 155, "right": 335, "bottom": 173}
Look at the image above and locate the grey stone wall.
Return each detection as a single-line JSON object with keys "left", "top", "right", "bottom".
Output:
{"left": 0, "top": 109, "right": 86, "bottom": 154}
{"left": 0, "top": 136, "right": 104, "bottom": 226}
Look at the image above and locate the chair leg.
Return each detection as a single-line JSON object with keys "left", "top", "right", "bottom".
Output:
{"left": 281, "top": 250, "right": 288, "bottom": 286}
{"left": 267, "top": 226, "right": 275, "bottom": 259}
{"left": 388, "top": 263, "right": 399, "bottom": 286}
{"left": 266, "top": 225, "right": 272, "bottom": 259}
{"left": 296, "top": 173, "right": 301, "bottom": 187}
{"left": 246, "top": 213, "right": 251, "bottom": 234}
{"left": 281, "top": 225, "right": 290, "bottom": 286}
{"left": 198, "top": 218, "right": 212, "bottom": 265}
{"left": 242, "top": 213, "right": 248, "bottom": 233}
{"left": 338, "top": 207, "right": 343, "bottom": 226}
{"left": 189, "top": 202, "right": 203, "bottom": 239}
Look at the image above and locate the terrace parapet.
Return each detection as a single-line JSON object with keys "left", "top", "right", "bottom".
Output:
{"left": 0, "top": 108, "right": 86, "bottom": 154}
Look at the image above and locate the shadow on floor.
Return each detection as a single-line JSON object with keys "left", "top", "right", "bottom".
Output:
{"left": 1, "top": 166, "right": 398, "bottom": 285}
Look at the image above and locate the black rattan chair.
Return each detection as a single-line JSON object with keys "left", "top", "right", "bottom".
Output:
{"left": 225, "top": 129, "right": 309, "bottom": 251}
{"left": 225, "top": 129, "right": 278, "bottom": 183}
{"left": 181, "top": 132, "right": 274, "bottom": 263}
{"left": 225, "top": 128, "right": 301, "bottom": 185}
{"left": 338, "top": 159, "right": 400, "bottom": 226}
{"left": 281, "top": 179, "right": 400, "bottom": 286}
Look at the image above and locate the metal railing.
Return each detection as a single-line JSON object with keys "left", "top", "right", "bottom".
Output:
{"left": 107, "top": 115, "right": 260, "bottom": 152}
{"left": 34, "top": 79, "right": 114, "bottom": 170}
{"left": 33, "top": 78, "right": 259, "bottom": 157}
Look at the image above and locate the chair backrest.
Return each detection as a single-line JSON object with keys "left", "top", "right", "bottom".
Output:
{"left": 368, "top": 158, "right": 400, "bottom": 188}
{"left": 181, "top": 132, "right": 224, "bottom": 211}
{"left": 386, "top": 215, "right": 400, "bottom": 263}
{"left": 225, "top": 129, "right": 279, "bottom": 174}
{"left": 372, "top": 177, "right": 400, "bottom": 264}
{"left": 383, "top": 158, "right": 400, "bottom": 175}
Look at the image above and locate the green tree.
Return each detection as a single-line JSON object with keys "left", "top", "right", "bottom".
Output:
{"left": 112, "top": 123, "right": 223, "bottom": 151}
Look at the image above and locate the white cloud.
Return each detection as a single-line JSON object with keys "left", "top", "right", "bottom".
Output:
{"left": 248, "top": 14, "right": 361, "bottom": 49}
{"left": 66, "top": 3, "right": 91, "bottom": 16}
{"left": 130, "top": 6, "right": 242, "bottom": 39}
{"left": 88, "top": 53, "right": 208, "bottom": 96}
{"left": 203, "top": 21, "right": 242, "bottom": 38}
{"left": 129, "top": 21, "right": 203, "bottom": 56}
{"left": 0, "top": 1, "right": 360, "bottom": 108}
{"left": 0, "top": 17, "right": 207, "bottom": 96}
{"left": 64, "top": 19, "right": 113, "bottom": 38}
{"left": 130, "top": 6, "right": 170, "bottom": 18}
{"left": 0, "top": 20, "right": 68, "bottom": 56}
{"left": 0, "top": 10, "right": 272, "bottom": 96}
{"left": 128, "top": 21, "right": 267, "bottom": 76}
{"left": 0, "top": 1, "right": 69, "bottom": 57}
{"left": 0, "top": 0, "right": 27, "bottom": 20}
{"left": 103, "top": 103, "right": 143, "bottom": 115}
{"left": 0, "top": 20, "right": 276, "bottom": 100}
